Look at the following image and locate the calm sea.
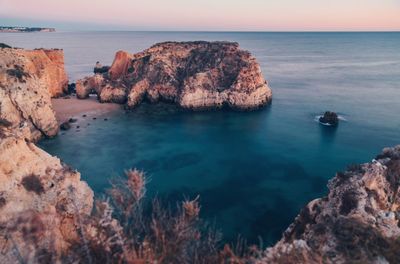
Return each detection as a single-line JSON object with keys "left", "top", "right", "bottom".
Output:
{"left": 3, "top": 31, "right": 400, "bottom": 244}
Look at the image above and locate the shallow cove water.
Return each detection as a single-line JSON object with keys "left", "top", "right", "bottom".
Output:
{"left": 3, "top": 32, "right": 399, "bottom": 244}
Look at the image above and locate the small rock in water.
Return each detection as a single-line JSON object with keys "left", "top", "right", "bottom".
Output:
{"left": 60, "top": 122, "right": 71, "bottom": 131}
{"left": 319, "top": 111, "right": 339, "bottom": 126}
{"left": 82, "top": 114, "right": 87, "bottom": 117}
{"left": 76, "top": 126, "right": 80, "bottom": 129}
{"left": 93, "top": 117, "right": 97, "bottom": 120}
{"left": 104, "top": 118, "right": 108, "bottom": 121}
{"left": 68, "top": 118, "right": 78, "bottom": 123}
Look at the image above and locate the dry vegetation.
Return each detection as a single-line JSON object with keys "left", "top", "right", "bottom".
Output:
{"left": 3, "top": 169, "right": 261, "bottom": 264}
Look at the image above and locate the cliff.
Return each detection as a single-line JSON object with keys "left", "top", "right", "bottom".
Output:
{"left": 0, "top": 45, "right": 95, "bottom": 262}
{"left": 262, "top": 146, "right": 400, "bottom": 263}
{"left": 0, "top": 46, "right": 67, "bottom": 140}
{"left": 76, "top": 41, "right": 272, "bottom": 110}
{"left": 0, "top": 128, "right": 93, "bottom": 263}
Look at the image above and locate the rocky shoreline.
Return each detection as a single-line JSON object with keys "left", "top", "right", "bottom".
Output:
{"left": 1, "top": 43, "right": 399, "bottom": 263}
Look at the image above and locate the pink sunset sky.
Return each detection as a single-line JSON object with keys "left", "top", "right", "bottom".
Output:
{"left": 0, "top": 0, "right": 399, "bottom": 31}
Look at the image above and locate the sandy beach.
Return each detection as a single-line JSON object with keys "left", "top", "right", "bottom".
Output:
{"left": 52, "top": 95, "right": 122, "bottom": 123}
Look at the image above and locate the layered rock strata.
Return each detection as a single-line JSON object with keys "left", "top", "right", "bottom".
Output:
{"left": 0, "top": 46, "right": 94, "bottom": 262}
{"left": 0, "top": 46, "right": 67, "bottom": 140}
{"left": 76, "top": 41, "right": 272, "bottom": 110}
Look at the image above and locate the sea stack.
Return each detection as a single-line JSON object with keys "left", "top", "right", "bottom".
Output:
{"left": 76, "top": 41, "right": 272, "bottom": 110}
{"left": 319, "top": 111, "right": 339, "bottom": 126}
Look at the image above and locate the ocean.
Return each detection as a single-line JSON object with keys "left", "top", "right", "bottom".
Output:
{"left": 2, "top": 31, "right": 400, "bottom": 244}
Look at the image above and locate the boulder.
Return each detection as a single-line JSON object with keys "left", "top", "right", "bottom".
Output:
{"left": 319, "top": 111, "right": 339, "bottom": 126}
{"left": 60, "top": 121, "right": 71, "bottom": 130}
{"left": 94, "top": 61, "right": 110, "bottom": 74}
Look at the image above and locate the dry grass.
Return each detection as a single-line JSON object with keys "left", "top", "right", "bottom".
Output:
{"left": 2, "top": 169, "right": 260, "bottom": 264}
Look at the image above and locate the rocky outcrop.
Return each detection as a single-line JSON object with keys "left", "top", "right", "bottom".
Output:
{"left": 262, "top": 146, "right": 400, "bottom": 264}
{"left": 0, "top": 46, "right": 94, "bottom": 262}
{"left": 77, "top": 41, "right": 272, "bottom": 110}
{"left": 319, "top": 111, "right": 339, "bottom": 126}
{"left": 0, "top": 129, "right": 93, "bottom": 263}
{"left": 0, "top": 47, "right": 68, "bottom": 140}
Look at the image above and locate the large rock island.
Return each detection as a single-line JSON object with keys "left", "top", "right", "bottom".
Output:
{"left": 76, "top": 41, "right": 272, "bottom": 110}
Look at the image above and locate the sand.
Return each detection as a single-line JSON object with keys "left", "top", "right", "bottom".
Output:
{"left": 52, "top": 95, "right": 122, "bottom": 123}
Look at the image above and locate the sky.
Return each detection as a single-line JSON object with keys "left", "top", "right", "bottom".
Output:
{"left": 0, "top": 0, "right": 399, "bottom": 31}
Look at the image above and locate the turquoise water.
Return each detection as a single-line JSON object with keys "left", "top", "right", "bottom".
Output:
{"left": 3, "top": 32, "right": 400, "bottom": 244}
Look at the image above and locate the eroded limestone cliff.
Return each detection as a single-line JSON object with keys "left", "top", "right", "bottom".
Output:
{"left": 76, "top": 41, "right": 272, "bottom": 110}
{"left": 0, "top": 46, "right": 94, "bottom": 262}
{"left": 261, "top": 146, "right": 400, "bottom": 264}
{"left": 0, "top": 128, "right": 94, "bottom": 263}
{"left": 0, "top": 46, "right": 67, "bottom": 140}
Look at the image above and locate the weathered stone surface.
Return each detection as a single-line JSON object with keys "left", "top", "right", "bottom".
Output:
{"left": 0, "top": 47, "right": 65, "bottom": 140}
{"left": 0, "top": 129, "right": 93, "bottom": 262}
{"left": 76, "top": 74, "right": 105, "bottom": 99}
{"left": 261, "top": 145, "right": 400, "bottom": 264}
{"left": 77, "top": 41, "right": 272, "bottom": 110}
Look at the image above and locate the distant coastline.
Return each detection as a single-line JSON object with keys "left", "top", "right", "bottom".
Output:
{"left": 0, "top": 26, "right": 55, "bottom": 33}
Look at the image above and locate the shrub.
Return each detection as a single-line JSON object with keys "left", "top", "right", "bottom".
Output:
{"left": 6, "top": 65, "right": 29, "bottom": 82}
{"left": 21, "top": 174, "right": 45, "bottom": 195}
{"left": 4, "top": 169, "right": 259, "bottom": 263}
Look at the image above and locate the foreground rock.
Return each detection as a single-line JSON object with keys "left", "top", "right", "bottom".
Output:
{"left": 319, "top": 111, "right": 339, "bottom": 126}
{"left": 77, "top": 41, "right": 272, "bottom": 110}
{"left": 262, "top": 145, "right": 400, "bottom": 264}
{"left": 0, "top": 129, "right": 93, "bottom": 262}
{"left": 0, "top": 46, "right": 67, "bottom": 140}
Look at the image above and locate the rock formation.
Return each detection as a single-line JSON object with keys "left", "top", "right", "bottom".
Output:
{"left": 0, "top": 46, "right": 67, "bottom": 141}
{"left": 319, "top": 111, "right": 339, "bottom": 126}
{"left": 261, "top": 146, "right": 400, "bottom": 264}
{"left": 0, "top": 46, "right": 95, "bottom": 263}
{"left": 0, "top": 128, "right": 94, "bottom": 263}
{"left": 76, "top": 41, "right": 272, "bottom": 110}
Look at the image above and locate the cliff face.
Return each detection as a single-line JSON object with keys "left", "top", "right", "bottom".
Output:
{"left": 76, "top": 41, "right": 272, "bottom": 110}
{"left": 0, "top": 47, "right": 94, "bottom": 262}
{"left": 0, "top": 47, "right": 67, "bottom": 140}
{"left": 262, "top": 146, "right": 400, "bottom": 264}
{"left": 0, "top": 129, "right": 93, "bottom": 262}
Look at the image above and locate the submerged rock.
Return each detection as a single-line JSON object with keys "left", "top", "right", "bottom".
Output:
{"left": 262, "top": 145, "right": 400, "bottom": 263}
{"left": 60, "top": 121, "right": 71, "bottom": 130}
{"left": 77, "top": 41, "right": 272, "bottom": 110}
{"left": 319, "top": 111, "right": 339, "bottom": 126}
